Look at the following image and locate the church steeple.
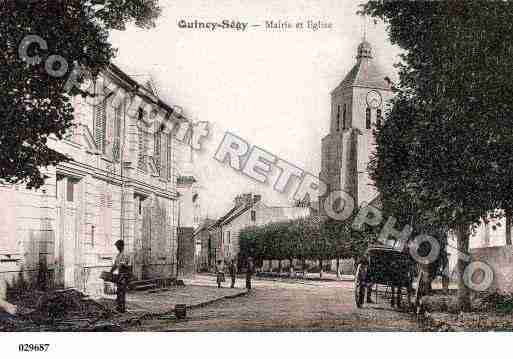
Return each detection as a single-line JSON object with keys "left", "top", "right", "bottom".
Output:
{"left": 357, "top": 40, "right": 373, "bottom": 60}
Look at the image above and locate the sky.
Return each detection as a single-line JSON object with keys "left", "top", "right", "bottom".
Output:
{"left": 109, "top": 0, "right": 401, "bottom": 218}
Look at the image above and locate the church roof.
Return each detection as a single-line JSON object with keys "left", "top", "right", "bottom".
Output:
{"left": 332, "top": 41, "right": 391, "bottom": 92}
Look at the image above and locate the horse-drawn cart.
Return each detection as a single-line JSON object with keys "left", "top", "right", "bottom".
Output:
{"left": 354, "top": 245, "right": 417, "bottom": 308}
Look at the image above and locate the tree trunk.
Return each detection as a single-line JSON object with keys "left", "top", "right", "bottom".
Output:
{"left": 506, "top": 208, "right": 512, "bottom": 246}
{"left": 289, "top": 258, "right": 294, "bottom": 278}
{"left": 278, "top": 259, "right": 282, "bottom": 275}
{"left": 336, "top": 258, "right": 341, "bottom": 280}
{"left": 319, "top": 258, "right": 323, "bottom": 279}
{"left": 418, "top": 264, "right": 432, "bottom": 297}
{"left": 455, "top": 224, "right": 472, "bottom": 312}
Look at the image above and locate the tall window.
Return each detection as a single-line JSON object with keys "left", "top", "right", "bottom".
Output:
{"left": 343, "top": 104, "right": 347, "bottom": 129}
{"left": 113, "top": 104, "right": 122, "bottom": 161}
{"left": 336, "top": 105, "right": 340, "bottom": 132}
{"left": 154, "top": 131, "right": 162, "bottom": 173}
{"left": 160, "top": 131, "right": 167, "bottom": 180}
{"left": 66, "top": 178, "right": 78, "bottom": 202}
{"left": 376, "top": 109, "right": 382, "bottom": 128}
{"left": 94, "top": 100, "right": 107, "bottom": 153}
{"left": 167, "top": 133, "right": 174, "bottom": 182}
{"left": 137, "top": 109, "right": 147, "bottom": 172}
{"left": 365, "top": 107, "right": 371, "bottom": 129}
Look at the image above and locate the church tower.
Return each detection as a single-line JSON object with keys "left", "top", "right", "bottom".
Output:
{"left": 319, "top": 40, "right": 392, "bottom": 214}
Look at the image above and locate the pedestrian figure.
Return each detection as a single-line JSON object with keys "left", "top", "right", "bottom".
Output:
{"left": 228, "top": 259, "right": 237, "bottom": 288}
{"left": 246, "top": 257, "right": 254, "bottom": 290}
{"left": 110, "top": 240, "right": 131, "bottom": 313}
{"left": 216, "top": 260, "right": 225, "bottom": 288}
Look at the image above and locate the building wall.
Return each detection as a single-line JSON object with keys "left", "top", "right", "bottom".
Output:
{"left": 220, "top": 202, "right": 311, "bottom": 263}
{"left": 0, "top": 69, "right": 181, "bottom": 299}
{"left": 471, "top": 245, "right": 513, "bottom": 294}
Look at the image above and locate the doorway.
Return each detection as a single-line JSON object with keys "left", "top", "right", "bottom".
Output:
{"left": 55, "top": 176, "right": 81, "bottom": 288}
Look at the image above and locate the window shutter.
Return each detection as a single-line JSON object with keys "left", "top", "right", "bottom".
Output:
{"left": 94, "top": 100, "right": 106, "bottom": 153}
{"left": 97, "top": 183, "right": 112, "bottom": 249}
{"left": 161, "top": 133, "right": 167, "bottom": 179}
{"left": 138, "top": 126, "right": 147, "bottom": 172}
{"left": 154, "top": 132, "right": 161, "bottom": 173}
{"left": 112, "top": 105, "right": 122, "bottom": 161}
{"left": 167, "top": 134, "right": 173, "bottom": 181}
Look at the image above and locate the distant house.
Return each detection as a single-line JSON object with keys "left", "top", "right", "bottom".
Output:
{"left": 194, "top": 218, "right": 215, "bottom": 271}
{"left": 206, "top": 194, "right": 313, "bottom": 269}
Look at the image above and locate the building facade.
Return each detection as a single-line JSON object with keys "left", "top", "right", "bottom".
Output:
{"left": 0, "top": 64, "right": 188, "bottom": 298}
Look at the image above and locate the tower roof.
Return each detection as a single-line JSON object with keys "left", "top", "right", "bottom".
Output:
{"left": 332, "top": 41, "right": 391, "bottom": 92}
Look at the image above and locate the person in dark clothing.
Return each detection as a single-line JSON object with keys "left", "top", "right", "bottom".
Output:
{"left": 245, "top": 257, "right": 254, "bottom": 290}
{"left": 216, "top": 260, "right": 225, "bottom": 288}
{"left": 229, "top": 259, "right": 237, "bottom": 288}
{"left": 110, "top": 240, "right": 131, "bottom": 313}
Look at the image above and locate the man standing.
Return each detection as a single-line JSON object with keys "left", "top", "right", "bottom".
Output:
{"left": 216, "top": 260, "right": 225, "bottom": 288}
{"left": 229, "top": 259, "right": 237, "bottom": 288}
{"left": 110, "top": 240, "right": 131, "bottom": 313}
{"left": 245, "top": 257, "right": 254, "bottom": 290}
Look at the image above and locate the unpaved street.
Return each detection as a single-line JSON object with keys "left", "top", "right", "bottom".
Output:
{"left": 129, "top": 276, "right": 420, "bottom": 331}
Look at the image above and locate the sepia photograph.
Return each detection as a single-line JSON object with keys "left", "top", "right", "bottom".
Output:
{"left": 1, "top": 0, "right": 513, "bottom": 356}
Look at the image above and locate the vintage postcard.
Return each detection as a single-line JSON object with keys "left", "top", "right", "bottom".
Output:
{"left": 1, "top": 0, "right": 512, "bottom": 357}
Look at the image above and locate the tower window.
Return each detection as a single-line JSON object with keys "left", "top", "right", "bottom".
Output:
{"left": 376, "top": 109, "right": 382, "bottom": 127}
{"left": 336, "top": 105, "right": 340, "bottom": 132}
{"left": 365, "top": 107, "right": 371, "bottom": 129}
{"left": 343, "top": 104, "right": 347, "bottom": 129}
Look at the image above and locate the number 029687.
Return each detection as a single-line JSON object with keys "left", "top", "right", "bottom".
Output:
{"left": 18, "top": 344, "right": 50, "bottom": 352}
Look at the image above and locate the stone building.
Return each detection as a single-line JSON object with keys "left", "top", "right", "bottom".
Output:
{"left": 207, "top": 194, "right": 312, "bottom": 269}
{"left": 0, "top": 64, "right": 190, "bottom": 298}
{"left": 319, "top": 40, "right": 393, "bottom": 212}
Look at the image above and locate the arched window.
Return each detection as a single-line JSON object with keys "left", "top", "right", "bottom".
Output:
{"left": 343, "top": 104, "right": 347, "bottom": 129}
{"left": 376, "top": 109, "right": 382, "bottom": 127}
{"left": 336, "top": 105, "right": 340, "bottom": 131}
{"left": 365, "top": 107, "right": 371, "bottom": 129}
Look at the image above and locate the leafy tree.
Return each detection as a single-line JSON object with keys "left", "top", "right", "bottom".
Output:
{"left": 0, "top": 0, "right": 161, "bottom": 188}
{"left": 362, "top": 1, "right": 513, "bottom": 310}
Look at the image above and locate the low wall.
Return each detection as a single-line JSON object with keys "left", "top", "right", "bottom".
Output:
{"left": 471, "top": 245, "right": 513, "bottom": 294}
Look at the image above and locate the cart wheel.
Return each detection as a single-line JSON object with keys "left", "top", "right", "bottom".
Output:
{"left": 354, "top": 264, "right": 365, "bottom": 308}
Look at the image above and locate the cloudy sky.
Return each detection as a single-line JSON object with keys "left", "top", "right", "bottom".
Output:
{"left": 110, "top": 0, "right": 401, "bottom": 218}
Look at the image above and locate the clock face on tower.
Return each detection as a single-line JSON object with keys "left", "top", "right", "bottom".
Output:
{"left": 366, "top": 90, "right": 382, "bottom": 109}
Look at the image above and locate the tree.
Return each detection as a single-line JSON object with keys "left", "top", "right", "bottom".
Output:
{"left": 0, "top": 0, "right": 161, "bottom": 188}
{"left": 362, "top": 1, "right": 513, "bottom": 310}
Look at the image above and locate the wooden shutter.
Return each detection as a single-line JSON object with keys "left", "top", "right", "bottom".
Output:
{"left": 97, "top": 183, "right": 112, "bottom": 250}
{"left": 154, "top": 132, "right": 161, "bottom": 174}
{"left": 94, "top": 101, "right": 106, "bottom": 153}
{"left": 161, "top": 133, "right": 167, "bottom": 180}
{"left": 167, "top": 134, "right": 173, "bottom": 181}
{"left": 0, "top": 186, "right": 18, "bottom": 254}
{"left": 112, "top": 105, "right": 122, "bottom": 161}
{"left": 137, "top": 125, "right": 148, "bottom": 172}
